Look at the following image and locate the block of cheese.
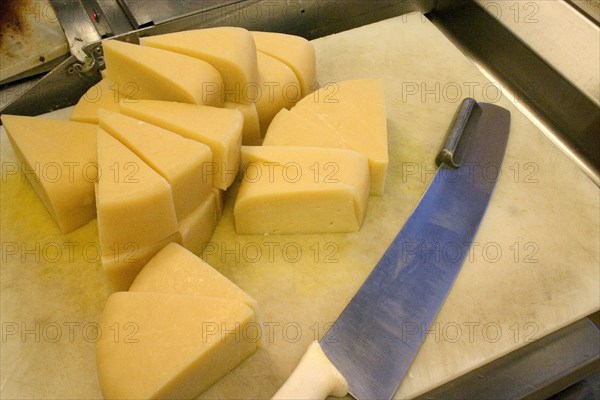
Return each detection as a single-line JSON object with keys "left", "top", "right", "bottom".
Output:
{"left": 177, "top": 192, "right": 218, "bottom": 256}
{"left": 266, "top": 79, "right": 388, "bottom": 195}
{"left": 96, "top": 128, "right": 178, "bottom": 257}
{"left": 102, "top": 39, "right": 223, "bottom": 107}
{"left": 255, "top": 52, "right": 301, "bottom": 136}
{"left": 98, "top": 109, "right": 213, "bottom": 221}
{"left": 252, "top": 31, "right": 317, "bottom": 97}
{"left": 119, "top": 100, "right": 243, "bottom": 190}
{"left": 70, "top": 77, "right": 140, "bottom": 124}
{"left": 234, "top": 146, "right": 370, "bottom": 234}
{"left": 1, "top": 115, "right": 97, "bottom": 233}
{"left": 101, "top": 232, "right": 180, "bottom": 291}
{"left": 96, "top": 291, "right": 257, "bottom": 399}
{"left": 224, "top": 101, "right": 261, "bottom": 145}
{"left": 130, "top": 242, "right": 258, "bottom": 315}
{"left": 263, "top": 108, "right": 343, "bottom": 147}
{"left": 141, "top": 27, "right": 258, "bottom": 104}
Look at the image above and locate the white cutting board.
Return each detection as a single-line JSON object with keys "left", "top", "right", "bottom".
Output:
{"left": 1, "top": 14, "right": 598, "bottom": 399}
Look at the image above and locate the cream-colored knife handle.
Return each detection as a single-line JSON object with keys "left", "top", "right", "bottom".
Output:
{"left": 272, "top": 341, "right": 349, "bottom": 400}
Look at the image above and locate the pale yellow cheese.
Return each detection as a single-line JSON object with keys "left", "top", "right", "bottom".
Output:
{"left": 141, "top": 27, "right": 258, "bottom": 104}
{"left": 102, "top": 39, "right": 223, "bottom": 107}
{"left": 234, "top": 146, "right": 370, "bottom": 234}
{"left": 263, "top": 108, "right": 343, "bottom": 147}
{"left": 252, "top": 31, "right": 317, "bottom": 96}
{"left": 96, "top": 128, "right": 178, "bottom": 258}
{"left": 98, "top": 109, "right": 213, "bottom": 221}
{"left": 96, "top": 291, "right": 257, "bottom": 399}
{"left": 255, "top": 52, "right": 301, "bottom": 136}
{"left": 224, "top": 101, "right": 261, "bottom": 145}
{"left": 1, "top": 115, "right": 97, "bottom": 233}
{"left": 70, "top": 77, "right": 137, "bottom": 124}
{"left": 119, "top": 100, "right": 242, "bottom": 190}
{"left": 101, "top": 232, "right": 180, "bottom": 291}
{"left": 176, "top": 193, "right": 218, "bottom": 256}
{"left": 130, "top": 242, "right": 258, "bottom": 315}
{"left": 267, "top": 79, "right": 388, "bottom": 195}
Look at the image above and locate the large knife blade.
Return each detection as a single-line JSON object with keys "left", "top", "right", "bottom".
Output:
{"left": 273, "top": 98, "right": 510, "bottom": 400}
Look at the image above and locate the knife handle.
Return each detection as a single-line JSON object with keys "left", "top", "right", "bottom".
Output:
{"left": 272, "top": 341, "right": 349, "bottom": 400}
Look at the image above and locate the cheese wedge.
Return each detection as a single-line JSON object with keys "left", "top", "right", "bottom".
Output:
{"left": 224, "top": 101, "right": 261, "bottom": 145}
{"left": 98, "top": 109, "right": 213, "bottom": 221}
{"left": 176, "top": 193, "right": 218, "bottom": 256}
{"left": 130, "top": 242, "right": 258, "bottom": 314}
{"left": 119, "top": 100, "right": 242, "bottom": 190}
{"left": 266, "top": 79, "right": 388, "bottom": 195}
{"left": 102, "top": 39, "right": 223, "bottom": 107}
{"left": 96, "top": 128, "right": 178, "bottom": 257}
{"left": 255, "top": 52, "right": 301, "bottom": 136}
{"left": 141, "top": 27, "right": 259, "bottom": 104}
{"left": 70, "top": 77, "right": 137, "bottom": 124}
{"left": 101, "top": 232, "right": 180, "bottom": 291}
{"left": 1, "top": 115, "right": 97, "bottom": 233}
{"left": 234, "top": 146, "right": 370, "bottom": 234}
{"left": 97, "top": 292, "right": 257, "bottom": 399}
{"left": 252, "top": 31, "right": 317, "bottom": 96}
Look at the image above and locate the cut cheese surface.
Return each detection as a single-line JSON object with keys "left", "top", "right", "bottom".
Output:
{"left": 1, "top": 115, "right": 97, "bottom": 233}
{"left": 255, "top": 52, "right": 301, "bottom": 136}
{"left": 263, "top": 108, "right": 344, "bottom": 147}
{"left": 234, "top": 146, "right": 370, "bottom": 234}
{"left": 101, "top": 232, "right": 180, "bottom": 291}
{"left": 119, "top": 100, "right": 242, "bottom": 190}
{"left": 102, "top": 39, "right": 223, "bottom": 107}
{"left": 268, "top": 79, "right": 388, "bottom": 195}
{"left": 70, "top": 77, "right": 137, "bottom": 124}
{"left": 96, "top": 291, "right": 257, "bottom": 400}
{"left": 176, "top": 192, "right": 218, "bottom": 257}
{"left": 252, "top": 31, "right": 317, "bottom": 97}
{"left": 141, "top": 27, "right": 258, "bottom": 104}
{"left": 130, "top": 242, "right": 258, "bottom": 314}
{"left": 96, "top": 128, "right": 178, "bottom": 256}
{"left": 98, "top": 109, "right": 213, "bottom": 221}
{"left": 224, "top": 101, "right": 261, "bottom": 145}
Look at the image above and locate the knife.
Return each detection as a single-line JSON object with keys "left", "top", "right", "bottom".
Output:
{"left": 272, "top": 97, "right": 511, "bottom": 400}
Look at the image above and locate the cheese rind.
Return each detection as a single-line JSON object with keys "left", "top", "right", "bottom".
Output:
{"left": 252, "top": 31, "right": 317, "bottom": 97}
{"left": 119, "top": 100, "right": 242, "bottom": 190}
{"left": 98, "top": 109, "right": 213, "bottom": 221}
{"left": 266, "top": 79, "right": 388, "bottom": 195}
{"left": 1, "top": 115, "right": 97, "bottom": 233}
{"left": 234, "top": 146, "right": 370, "bottom": 234}
{"left": 255, "top": 52, "right": 301, "bottom": 136}
{"left": 96, "top": 128, "right": 178, "bottom": 257}
{"left": 96, "top": 292, "right": 257, "bottom": 399}
{"left": 102, "top": 40, "right": 223, "bottom": 107}
{"left": 141, "top": 27, "right": 258, "bottom": 104}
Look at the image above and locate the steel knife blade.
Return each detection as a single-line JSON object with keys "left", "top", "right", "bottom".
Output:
{"left": 272, "top": 98, "right": 511, "bottom": 400}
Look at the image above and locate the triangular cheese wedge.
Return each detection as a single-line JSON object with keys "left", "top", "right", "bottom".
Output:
{"left": 119, "top": 100, "right": 242, "bottom": 190}
{"left": 1, "top": 115, "right": 97, "bottom": 233}
{"left": 176, "top": 193, "right": 218, "bottom": 256}
{"left": 234, "top": 146, "right": 370, "bottom": 234}
{"left": 267, "top": 79, "right": 388, "bottom": 195}
{"left": 141, "top": 27, "right": 258, "bottom": 104}
{"left": 130, "top": 242, "right": 258, "bottom": 315}
{"left": 252, "top": 31, "right": 317, "bottom": 97}
{"left": 96, "top": 128, "right": 178, "bottom": 257}
{"left": 102, "top": 40, "right": 223, "bottom": 106}
{"left": 98, "top": 109, "right": 213, "bottom": 221}
{"left": 255, "top": 52, "right": 301, "bottom": 135}
{"left": 224, "top": 101, "right": 261, "bottom": 146}
{"left": 96, "top": 292, "right": 257, "bottom": 399}
{"left": 70, "top": 77, "right": 137, "bottom": 124}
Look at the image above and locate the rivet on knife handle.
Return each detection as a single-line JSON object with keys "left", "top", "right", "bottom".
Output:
{"left": 435, "top": 97, "right": 482, "bottom": 168}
